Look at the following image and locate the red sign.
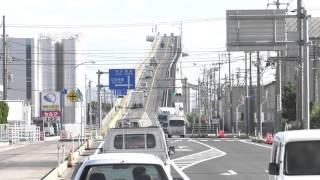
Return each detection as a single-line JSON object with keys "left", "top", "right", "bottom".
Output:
{"left": 41, "top": 111, "right": 61, "bottom": 118}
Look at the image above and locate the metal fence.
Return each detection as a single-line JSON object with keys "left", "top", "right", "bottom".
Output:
{"left": 0, "top": 124, "right": 41, "bottom": 144}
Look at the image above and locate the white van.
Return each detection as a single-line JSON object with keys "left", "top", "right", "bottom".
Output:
{"left": 268, "top": 129, "right": 320, "bottom": 180}
{"left": 103, "top": 127, "right": 175, "bottom": 172}
{"left": 167, "top": 115, "right": 186, "bottom": 138}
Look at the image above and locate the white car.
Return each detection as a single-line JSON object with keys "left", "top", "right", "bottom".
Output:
{"left": 71, "top": 153, "right": 180, "bottom": 180}
{"left": 268, "top": 129, "right": 320, "bottom": 180}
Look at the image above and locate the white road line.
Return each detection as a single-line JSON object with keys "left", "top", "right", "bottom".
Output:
{"left": 170, "top": 160, "right": 190, "bottom": 180}
{"left": 220, "top": 170, "right": 238, "bottom": 176}
{"left": 175, "top": 149, "right": 193, "bottom": 152}
{"left": 172, "top": 139, "right": 226, "bottom": 170}
{"left": 239, "top": 140, "right": 272, "bottom": 149}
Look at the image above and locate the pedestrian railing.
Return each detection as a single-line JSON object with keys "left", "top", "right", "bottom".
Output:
{"left": 0, "top": 123, "right": 41, "bottom": 144}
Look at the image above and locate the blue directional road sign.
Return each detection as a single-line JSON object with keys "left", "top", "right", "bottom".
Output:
{"left": 115, "top": 89, "right": 128, "bottom": 96}
{"left": 109, "top": 69, "right": 136, "bottom": 90}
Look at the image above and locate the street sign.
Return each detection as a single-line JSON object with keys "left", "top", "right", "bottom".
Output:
{"left": 109, "top": 69, "right": 135, "bottom": 90}
{"left": 66, "top": 90, "right": 80, "bottom": 102}
{"left": 115, "top": 89, "right": 128, "bottom": 96}
{"left": 41, "top": 91, "right": 61, "bottom": 111}
{"left": 41, "top": 111, "right": 61, "bottom": 122}
{"left": 226, "top": 9, "right": 286, "bottom": 51}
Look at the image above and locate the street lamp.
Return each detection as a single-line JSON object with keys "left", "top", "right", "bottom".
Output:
{"left": 74, "top": 60, "right": 96, "bottom": 143}
{"left": 76, "top": 60, "right": 96, "bottom": 68}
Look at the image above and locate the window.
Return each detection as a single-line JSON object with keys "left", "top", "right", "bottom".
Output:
{"left": 114, "top": 134, "right": 156, "bottom": 149}
{"left": 158, "top": 115, "right": 167, "bottom": 122}
{"left": 80, "top": 164, "right": 168, "bottom": 180}
{"left": 169, "top": 120, "right": 185, "bottom": 127}
{"left": 284, "top": 141, "right": 320, "bottom": 175}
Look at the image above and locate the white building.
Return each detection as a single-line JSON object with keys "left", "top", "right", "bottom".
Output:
{"left": 0, "top": 38, "right": 35, "bottom": 104}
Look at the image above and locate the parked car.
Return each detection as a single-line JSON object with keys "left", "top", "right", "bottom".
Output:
{"left": 71, "top": 153, "right": 181, "bottom": 180}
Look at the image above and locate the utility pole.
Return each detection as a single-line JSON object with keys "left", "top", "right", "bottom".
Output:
{"left": 296, "top": 0, "right": 303, "bottom": 127}
{"left": 256, "top": 52, "right": 262, "bottom": 137}
{"left": 224, "top": 74, "right": 227, "bottom": 131}
{"left": 249, "top": 52, "right": 254, "bottom": 135}
{"left": 313, "top": 42, "right": 318, "bottom": 104}
{"left": 244, "top": 52, "right": 249, "bottom": 135}
{"left": 198, "top": 78, "right": 201, "bottom": 136}
{"left": 218, "top": 60, "right": 221, "bottom": 121}
{"left": 96, "top": 70, "right": 108, "bottom": 135}
{"left": 88, "top": 80, "right": 92, "bottom": 128}
{"left": 209, "top": 69, "right": 212, "bottom": 127}
{"left": 2, "top": 16, "right": 7, "bottom": 100}
{"left": 228, "top": 52, "right": 234, "bottom": 134}
{"left": 303, "top": 7, "right": 310, "bottom": 129}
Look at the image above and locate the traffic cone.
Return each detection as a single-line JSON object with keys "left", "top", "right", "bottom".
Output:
{"left": 67, "top": 149, "right": 73, "bottom": 168}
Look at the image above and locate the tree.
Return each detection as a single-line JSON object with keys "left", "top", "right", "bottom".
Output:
{"left": 310, "top": 105, "right": 320, "bottom": 129}
{"left": 0, "top": 101, "right": 9, "bottom": 124}
{"left": 282, "top": 82, "right": 300, "bottom": 129}
{"left": 186, "top": 112, "right": 198, "bottom": 125}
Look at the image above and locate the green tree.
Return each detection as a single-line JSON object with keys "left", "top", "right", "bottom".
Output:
{"left": 310, "top": 105, "right": 320, "bottom": 129}
{"left": 186, "top": 112, "right": 198, "bottom": 126}
{"left": 282, "top": 82, "right": 299, "bottom": 129}
{"left": 0, "top": 101, "right": 9, "bottom": 124}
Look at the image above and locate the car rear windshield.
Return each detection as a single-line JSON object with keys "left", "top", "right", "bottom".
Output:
{"left": 169, "top": 120, "right": 185, "bottom": 127}
{"left": 158, "top": 115, "right": 167, "bottom": 121}
{"left": 114, "top": 134, "right": 156, "bottom": 149}
{"left": 284, "top": 140, "right": 320, "bottom": 175}
{"left": 80, "top": 164, "right": 168, "bottom": 180}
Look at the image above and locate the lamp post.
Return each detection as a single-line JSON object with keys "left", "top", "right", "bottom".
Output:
{"left": 74, "top": 60, "right": 95, "bottom": 143}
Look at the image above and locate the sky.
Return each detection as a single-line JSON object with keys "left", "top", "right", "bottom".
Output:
{"left": 1, "top": 0, "right": 320, "bottom": 88}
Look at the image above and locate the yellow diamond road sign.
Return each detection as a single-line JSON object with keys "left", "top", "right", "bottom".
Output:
{"left": 67, "top": 90, "right": 79, "bottom": 102}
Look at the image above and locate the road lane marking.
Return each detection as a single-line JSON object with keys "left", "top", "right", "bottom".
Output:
{"left": 170, "top": 160, "right": 190, "bottom": 180}
{"left": 172, "top": 139, "right": 226, "bottom": 170}
{"left": 220, "top": 170, "right": 238, "bottom": 176}
{"left": 239, "top": 140, "right": 272, "bottom": 149}
{"left": 175, "top": 149, "right": 193, "bottom": 152}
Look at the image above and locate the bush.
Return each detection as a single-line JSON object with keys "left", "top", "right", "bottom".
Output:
{"left": 0, "top": 101, "right": 9, "bottom": 124}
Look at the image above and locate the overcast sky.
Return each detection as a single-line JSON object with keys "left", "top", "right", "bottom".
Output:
{"left": 1, "top": 0, "right": 320, "bottom": 86}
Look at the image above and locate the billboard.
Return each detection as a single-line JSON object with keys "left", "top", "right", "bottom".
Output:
{"left": 226, "top": 9, "right": 287, "bottom": 51}
{"left": 40, "top": 91, "right": 61, "bottom": 122}
{"left": 109, "top": 69, "right": 136, "bottom": 90}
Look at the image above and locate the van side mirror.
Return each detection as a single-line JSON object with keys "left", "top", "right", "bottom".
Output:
{"left": 168, "top": 146, "right": 175, "bottom": 156}
{"left": 268, "top": 162, "right": 279, "bottom": 175}
{"left": 99, "top": 147, "right": 103, "bottom": 154}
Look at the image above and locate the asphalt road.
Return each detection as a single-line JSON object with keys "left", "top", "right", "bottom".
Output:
{"left": 0, "top": 140, "right": 73, "bottom": 179}
{"left": 168, "top": 138, "right": 271, "bottom": 180}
